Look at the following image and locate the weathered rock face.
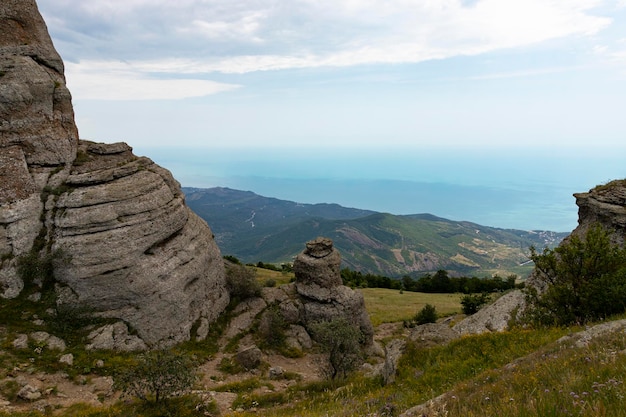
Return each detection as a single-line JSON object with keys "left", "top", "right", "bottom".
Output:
{"left": 293, "top": 237, "right": 374, "bottom": 348}
{"left": 573, "top": 180, "right": 626, "bottom": 245}
{"left": 0, "top": 1, "right": 229, "bottom": 348}
{"left": 0, "top": 0, "right": 78, "bottom": 166}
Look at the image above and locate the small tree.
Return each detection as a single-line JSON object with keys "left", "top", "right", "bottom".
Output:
{"left": 525, "top": 224, "right": 626, "bottom": 326}
{"left": 460, "top": 293, "right": 491, "bottom": 315}
{"left": 310, "top": 318, "right": 363, "bottom": 380}
{"left": 114, "top": 350, "right": 197, "bottom": 403}
{"left": 413, "top": 304, "right": 438, "bottom": 325}
{"left": 225, "top": 263, "right": 261, "bottom": 301}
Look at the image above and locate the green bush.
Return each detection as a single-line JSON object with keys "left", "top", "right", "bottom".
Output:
{"left": 309, "top": 318, "right": 363, "bottom": 380}
{"left": 225, "top": 264, "right": 261, "bottom": 301}
{"left": 257, "top": 305, "right": 287, "bottom": 350}
{"left": 114, "top": 350, "right": 197, "bottom": 403}
{"left": 413, "top": 304, "right": 438, "bottom": 325}
{"left": 525, "top": 224, "right": 626, "bottom": 326}
{"left": 460, "top": 293, "right": 491, "bottom": 315}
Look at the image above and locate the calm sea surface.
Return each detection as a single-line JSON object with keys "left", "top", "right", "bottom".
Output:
{"left": 139, "top": 147, "right": 625, "bottom": 232}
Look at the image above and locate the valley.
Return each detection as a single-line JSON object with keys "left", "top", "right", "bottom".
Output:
{"left": 184, "top": 187, "right": 568, "bottom": 278}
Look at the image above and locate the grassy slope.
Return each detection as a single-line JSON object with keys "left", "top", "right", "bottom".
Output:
{"left": 4, "top": 269, "right": 625, "bottom": 417}
{"left": 227, "top": 320, "right": 626, "bottom": 417}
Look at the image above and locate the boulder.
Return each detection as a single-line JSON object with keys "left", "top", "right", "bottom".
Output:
{"left": 17, "top": 384, "right": 41, "bottom": 401}
{"left": 86, "top": 322, "right": 148, "bottom": 352}
{"left": 235, "top": 346, "right": 262, "bottom": 370}
{"left": 381, "top": 339, "right": 406, "bottom": 385}
{"left": 0, "top": 2, "right": 229, "bottom": 348}
{"left": 453, "top": 290, "right": 526, "bottom": 335}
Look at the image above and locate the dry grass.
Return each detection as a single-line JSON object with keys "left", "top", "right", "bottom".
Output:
{"left": 254, "top": 267, "right": 294, "bottom": 286}
{"left": 360, "top": 288, "right": 462, "bottom": 326}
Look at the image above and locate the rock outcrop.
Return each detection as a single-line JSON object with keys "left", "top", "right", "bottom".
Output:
{"left": 293, "top": 237, "right": 375, "bottom": 347}
{"left": 573, "top": 180, "right": 626, "bottom": 245}
{"left": 0, "top": 0, "right": 229, "bottom": 348}
{"left": 452, "top": 180, "right": 626, "bottom": 336}
{"left": 225, "top": 238, "right": 376, "bottom": 356}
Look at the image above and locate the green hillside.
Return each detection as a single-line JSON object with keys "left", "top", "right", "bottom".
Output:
{"left": 184, "top": 187, "right": 567, "bottom": 278}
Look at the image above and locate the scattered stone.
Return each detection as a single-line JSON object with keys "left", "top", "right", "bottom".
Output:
{"left": 17, "top": 384, "right": 41, "bottom": 401}
{"left": 12, "top": 334, "right": 28, "bottom": 349}
{"left": 29, "top": 332, "right": 66, "bottom": 351}
{"left": 269, "top": 366, "right": 285, "bottom": 379}
{"left": 235, "top": 346, "right": 262, "bottom": 370}
{"left": 59, "top": 354, "right": 74, "bottom": 366}
{"left": 27, "top": 292, "right": 41, "bottom": 302}
{"left": 94, "top": 359, "right": 105, "bottom": 368}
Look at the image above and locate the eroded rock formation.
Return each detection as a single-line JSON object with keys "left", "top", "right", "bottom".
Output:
{"left": 573, "top": 180, "right": 626, "bottom": 245}
{"left": 293, "top": 237, "right": 374, "bottom": 347}
{"left": 0, "top": 0, "right": 228, "bottom": 348}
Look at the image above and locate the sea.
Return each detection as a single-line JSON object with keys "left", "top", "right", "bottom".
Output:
{"left": 137, "top": 146, "right": 625, "bottom": 233}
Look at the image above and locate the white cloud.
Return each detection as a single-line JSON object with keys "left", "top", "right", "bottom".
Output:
{"left": 40, "top": 0, "right": 616, "bottom": 96}
{"left": 64, "top": 62, "right": 240, "bottom": 100}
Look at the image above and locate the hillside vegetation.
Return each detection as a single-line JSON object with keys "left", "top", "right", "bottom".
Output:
{"left": 184, "top": 187, "right": 567, "bottom": 278}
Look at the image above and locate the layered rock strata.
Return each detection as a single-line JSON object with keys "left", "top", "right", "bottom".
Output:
{"left": 0, "top": 0, "right": 229, "bottom": 348}
{"left": 293, "top": 237, "right": 375, "bottom": 346}
{"left": 573, "top": 180, "right": 626, "bottom": 245}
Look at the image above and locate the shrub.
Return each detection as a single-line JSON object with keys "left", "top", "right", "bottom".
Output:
{"left": 223, "top": 255, "right": 241, "bottom": 265}
{"left": 114, "top": 350, "right": 197, "bottom": 403}
{"left": 217, "top": 356, "right": 245, "bottom": 375}
{"left": 413, "top": 304, "right": 438, "bottom": 325}
{"left": 460, "top": 293, "right": 491, "bottom": 315}
{"left": 309, "top": 318, "right": 363, "bottom": 380}
{"left": 16, "top": 250, "right": 61, "bottom": 291}
{"left": 225, "top": 264, "right": 261, "bottom": 301}
{"left": 525, "top": 224, "right": 626, "bottom": 326}
{"left": 257, "top": 305, "right": 287, "bottom": 350}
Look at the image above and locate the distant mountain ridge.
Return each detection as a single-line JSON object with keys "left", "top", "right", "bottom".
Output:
{"left": 184, "top": 187, "right": 568, "bottom": 277}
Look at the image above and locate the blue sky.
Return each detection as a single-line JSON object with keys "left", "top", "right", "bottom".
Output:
{"left": 37, "top": 0, "right": 626, "bottom": 230}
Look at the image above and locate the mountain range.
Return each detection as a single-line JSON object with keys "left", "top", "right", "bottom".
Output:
{"left": 183, "top": 187, "right": 568, "bottom": 278}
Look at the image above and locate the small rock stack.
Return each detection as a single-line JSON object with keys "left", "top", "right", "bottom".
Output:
{"left": 293, "top": 237, "right": 374, "bottom": 348}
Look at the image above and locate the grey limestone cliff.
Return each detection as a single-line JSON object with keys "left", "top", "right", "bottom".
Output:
{"left": 0, "top": 0, "right": 229, "bottom": 348}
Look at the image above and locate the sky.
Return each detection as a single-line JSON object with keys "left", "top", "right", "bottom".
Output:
{"left": 36, "top": 0, "right": 626, "bottom": 231}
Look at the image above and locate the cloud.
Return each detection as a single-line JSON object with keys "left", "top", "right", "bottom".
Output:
{"left": 38, "top": 0, "right": 614, "bottom": 97}
{"left": 64, "top": 62, "right": 240, "bottom": 100}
